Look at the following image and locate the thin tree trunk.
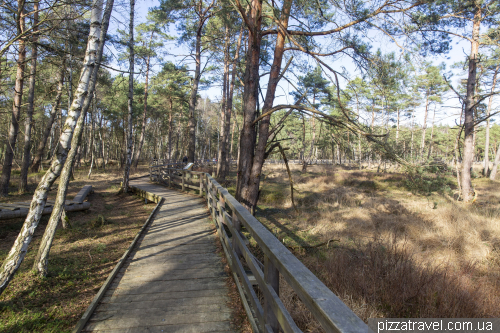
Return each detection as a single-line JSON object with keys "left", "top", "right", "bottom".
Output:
{"left": 122, "top": 0, "right": 134, "bottom": 192}
{"left": 427, "top": 106, "right": 436, "bottom": 160}
{"left": 168, "top": 98, "right": 173, "bottom": 162}
{"left": 227, "top": 28, "right": 243, "bottom": 167}
{"left": 396, "top": 108, "right": 400, "bottom": 145}
{"left": 187, "top": 2, "right": 214, "bottom": 163}
{"left": 19, "top": 1, "right": 39, "bottom": 193}
{"left": 484, "top": 65, "right": 499, "bottom": 176}
{"left": 410, "top": 111, "right": 415, "bottom": 161}
{"left": 133, "top": 32, "right": 153, "bottom": 168}
{"left": 462, "top": 3, "right": 481, "bottom": 202}
{"left": 88, "top": 93, "right": 96, "bottom": 178}
{"left": 31, "top": 65, "right": 65, "bottom": 172}
{"left": 0, "top": 0, "right": 107, "bottom": 292}
{"left": 217, "top": 25, "right": 230, "bottom": 179}
{"left": 187, "top": 29, "right": 202, "bottom": 163}
{"left": 0, "top": 0, "right": 26, "bottom": 196}
{"left": 99, "top": 114, "right": 105, "bottom": 169}
{"left": 489, "top": 143, "right": 500, "bottom": 180}
{"left": 420, "top": 95, "right": 429, "bottom": 160}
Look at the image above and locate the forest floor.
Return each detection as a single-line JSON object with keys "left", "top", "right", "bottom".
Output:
{"left": 222, "top": 163, "right": 500, "bottom": 332}
{"left": 0, "top": 162, "right": 248, "bottom": 333}
{"left": 0, "top": 163, "right": 156, "bottom": 332}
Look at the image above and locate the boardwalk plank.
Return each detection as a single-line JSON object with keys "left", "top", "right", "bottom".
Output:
{"left": 81, "top": 179, "right": 237, "bottom": 332}
{"left": 83, "top": 321, "right": 235, "bottom": 333}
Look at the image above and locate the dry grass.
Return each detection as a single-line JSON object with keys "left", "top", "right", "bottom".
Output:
{"left": 252, "top": 163, "right": 500, "bottom": 331}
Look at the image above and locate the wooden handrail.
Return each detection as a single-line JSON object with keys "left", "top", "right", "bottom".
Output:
{"left": 149, "top": 165, "right": 371, "bottom": 333}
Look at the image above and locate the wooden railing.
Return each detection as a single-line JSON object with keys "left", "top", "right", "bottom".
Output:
{"left": 150, "top": 158, "right": 219, "bottom": 169}
{"left": 149, "top": 164, "right": 371, "bottom": 333}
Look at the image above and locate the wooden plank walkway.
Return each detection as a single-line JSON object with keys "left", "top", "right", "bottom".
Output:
{"left": 82, "top": 178, "right": 238, "bottom": 333}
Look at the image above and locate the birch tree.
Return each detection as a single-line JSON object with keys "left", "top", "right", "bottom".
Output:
{"left": 0, "top": 0, "right": 107, "bottom": 294}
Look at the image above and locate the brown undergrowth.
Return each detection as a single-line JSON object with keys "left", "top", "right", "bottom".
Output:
{"left": 0, "top": 164, "right": 152, "bottom": 332}
{"left": 250, "top": 164, "right": 500, "bottom": 332}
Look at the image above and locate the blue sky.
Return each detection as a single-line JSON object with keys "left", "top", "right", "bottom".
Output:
{"left": 105, "top": 0, "right": 498, "bottom": 129}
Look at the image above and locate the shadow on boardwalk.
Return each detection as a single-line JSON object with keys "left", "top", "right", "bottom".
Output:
{"left": 82, "top": 179, "right": 239, "bottom": 333}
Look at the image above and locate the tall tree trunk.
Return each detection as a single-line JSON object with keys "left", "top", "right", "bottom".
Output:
{"left": 236, "top": 0, "right": 292, "bottom": 213}
{"left": 489, "top": 143, "right": 500, "bottom": 180}
{"left": 88, "top": 93, "right": 96, "bottom": 178}
{"left": 0, "top": 0, "right": 26, "bottom": 196}
{"left": 410, "top": 111, "right": 415, "bottom": 161}
{"left": 462, "top": 4, "right": 481, "bottom": 203}
{"left": 187, "top": 23, "right": 203, "bottom": 163}
{"left": 0, "top": 0, "right": 107, "bottom": 293}
{"left": 217, "top": 25, "right": 230, "bottom": 179}
{"left": 420, "top": 95, "right": 429, "bottom": 160}
{"left": 19, "top": 1, "right": 39, "bottom": 193}
{"left": 32, "top": 0, "right": 114, "bottom": 277}
{"left": 396, "top": 108, "right": 400, "bottom": 145}
{"left": 168, "top": 98, "right": 173, "bottom": 162}
{"left": 99, "top": 114, "right": 105, "bottom": 169}
{"left": 230, "top": 114, "right": 237, "bottom": 161}
{"left": 227, "top": 28, "right": 243, "bottom": 167}
{"left": 122, "top": 0, "right": 134, "bottom": 192}
{"left": 31, "top": 65, "right": 65, "bottom": 172}
{"left": 484, "top": 65, "right": 499, "bottom": 176}
{"left": 236, "top": 0, "right": 264, "bottom": 202}
{"left": 133, "top": 31, "right": 153, "bottom": 168}
{"left": 427, "top": 106, "right": 436, "bottom": 160}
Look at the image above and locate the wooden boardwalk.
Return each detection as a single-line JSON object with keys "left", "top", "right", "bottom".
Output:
{"left": 82, "top": 178, "right": 237, "bottom": 333}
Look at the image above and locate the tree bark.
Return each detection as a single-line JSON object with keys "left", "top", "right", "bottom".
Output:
{"left": 396, "top": 108, "right": 400, "bottom": 145}
{"left": 489, "top": 143, "right": 500, "bottom": 180}
{"left": 483, "top": 65, "right": 498, "bottom": 176}
{"left": 227, "top": 29, "right": 243, "bottom": 167}
{"left": 32, "top": 0, "right": 114, "bottom": 277}
{"left": 420, "top": 95, "right": 429, "bottom": 160}
{"left": 122, "top": 0, "right": 135, "bottom": 192}
{"left": 19, "top": 0, "right": 39, "bottom": 193}
{"left": 0, "top": 0, "right": 26, "bottom": 196}
{"left": 31, "top": 65, "right": 65, "bottom": 173}
{"left": 88, "top": 93, "right": 96, "bottom": 178}
{"left": 187, "top": 25, "right": 202, "bottom": 163}
{"left": 462, "top": 4, "right": 481, "bottom": 203}
{"left": 236, "top": 0, "right": 291, "bottom": 213}
{"left": 0, "top": 0, "right": 106, "bottom": 293}
{"left": 217, "top": 25, "right": 230, "bottom": 179}
{"left": 168, "top": 98, "right": 173, "bottom": 161}
{"left": 133, "top": 31, "right": 153, "bottom": 168}
{"left": 427, "top": 106, "right": 436, "bottom": 160}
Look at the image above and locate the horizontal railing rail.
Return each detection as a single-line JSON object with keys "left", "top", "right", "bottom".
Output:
{"left": 149, "top": 164, "right": 371, "bottom": 333}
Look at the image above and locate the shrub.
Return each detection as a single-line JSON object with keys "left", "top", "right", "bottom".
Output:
{"left": 403, "top": 164, "right": 453, "bottom": 195}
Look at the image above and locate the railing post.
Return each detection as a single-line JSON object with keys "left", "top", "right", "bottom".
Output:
{"left": 168, "top": 169, "right": 171, "bottom": 187}
{"left": 232, "top": 211, "right": 242, "bottom": 258}
{"left": 264, "top": 255, "right": 279, "bottom": 333}
{"left": 182, "top": 170, "right": 185, "bottom": 191}
{"left": 199, "top": 174, "right": 203, "bottom": 196}
{"left": 218, "top": 191, "right": 225, "bottom": 226}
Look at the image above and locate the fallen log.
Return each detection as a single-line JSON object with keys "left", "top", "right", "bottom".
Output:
{"left": 0, "top": 202, "right": 90, "bottom": 220}
{"left": 0, "top": 185, "right": 93, "bottom": 220}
